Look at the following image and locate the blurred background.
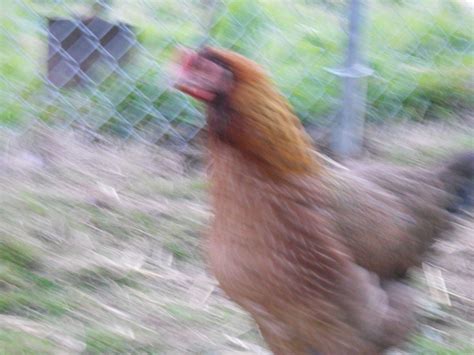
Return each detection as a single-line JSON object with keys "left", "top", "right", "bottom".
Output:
{"left": 0, "top": 0, "right": 472, "bottom": 353}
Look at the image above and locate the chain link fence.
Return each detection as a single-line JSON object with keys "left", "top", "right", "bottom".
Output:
{"left": 0, "top": 0, "right": 472, "bottom": 151}
{"left": 0, "top": 2, "right": 472, "bottom": 353}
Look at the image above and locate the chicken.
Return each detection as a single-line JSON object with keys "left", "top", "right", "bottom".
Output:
{"left": 173, "top": 47, "right": 474, "bottom": 354}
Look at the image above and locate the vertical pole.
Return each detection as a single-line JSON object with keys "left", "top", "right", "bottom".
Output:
{"left": 331, "top": 0, "right": 370, "bottom": 158}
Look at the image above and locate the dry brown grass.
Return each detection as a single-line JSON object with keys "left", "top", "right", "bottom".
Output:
{"left": 0, "top": 121, "right": 472, "bottom": 354}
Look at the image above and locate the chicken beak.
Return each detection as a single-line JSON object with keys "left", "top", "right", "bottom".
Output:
{"left": 169, "top": 47, "right": 191, "bottom": 89}
{"left": 171, "top": 47, "right": 217, "bottom": 102}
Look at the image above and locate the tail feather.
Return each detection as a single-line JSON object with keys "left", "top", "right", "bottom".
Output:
{"left": 439, "top": 152, "right": 474, "bottom": 214}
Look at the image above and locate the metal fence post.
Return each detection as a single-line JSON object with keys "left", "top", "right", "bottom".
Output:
{"left": 331, "top": 0, "right": 371, "bottom": 158}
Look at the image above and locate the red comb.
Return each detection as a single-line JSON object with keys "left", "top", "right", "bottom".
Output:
{"left": 180, "top": 49, "right": 198, "bottom": 72}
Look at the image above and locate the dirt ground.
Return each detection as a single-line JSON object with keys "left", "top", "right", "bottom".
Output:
{"left": 0, "top": 120, "right": 472, "bottom": 354}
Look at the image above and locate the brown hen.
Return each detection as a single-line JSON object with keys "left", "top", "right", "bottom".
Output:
{"left": 174, "top": 47, "right": 474, "bottom": 354}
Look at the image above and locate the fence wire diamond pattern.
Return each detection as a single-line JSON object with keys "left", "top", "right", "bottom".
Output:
{"left": 0, "top": 1, "right": 472, "bottom": 150}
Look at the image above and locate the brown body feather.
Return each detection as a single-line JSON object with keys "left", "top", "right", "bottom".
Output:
{"left": 175, "top": 47, "right": 473, "bottom": 354}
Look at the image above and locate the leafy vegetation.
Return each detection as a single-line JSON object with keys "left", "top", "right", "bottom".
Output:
{"left": 0, "top": 0, "right": 472, "bottom": 133}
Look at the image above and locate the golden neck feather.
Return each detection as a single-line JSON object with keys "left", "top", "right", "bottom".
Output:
{"left": 209, "top": 73, "right": 319, "bottom": 177}
{"left": 202, "top": 48, "right": 320, "bottom": 177}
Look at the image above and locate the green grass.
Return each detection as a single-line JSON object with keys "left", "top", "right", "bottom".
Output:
{"left": 411, "top": 335, "right": 474, "bottom": 355}
{"left": 0, "top": 240, "right": 39, "bottom": 270}
{"left": 0, "top": 0, "right": 472, "bottom": 131}
{"left": 0, "top": 330, "right": 55, "bottom": 354}
{"left": 0, "top": 243, "right": 69, "bottom": 317}
{"left": 84, "top": 328, "right": 155, "bottom": 354}
{"left": 71, "top": 266, "right": 141, "bottom": 290}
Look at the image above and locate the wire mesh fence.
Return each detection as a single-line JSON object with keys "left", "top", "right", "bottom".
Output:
{"left": 0, "top": 2, "right": 473, "bottom": 353}
{"left": 0, "top": 0, "right": 472, "bottom": 150}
